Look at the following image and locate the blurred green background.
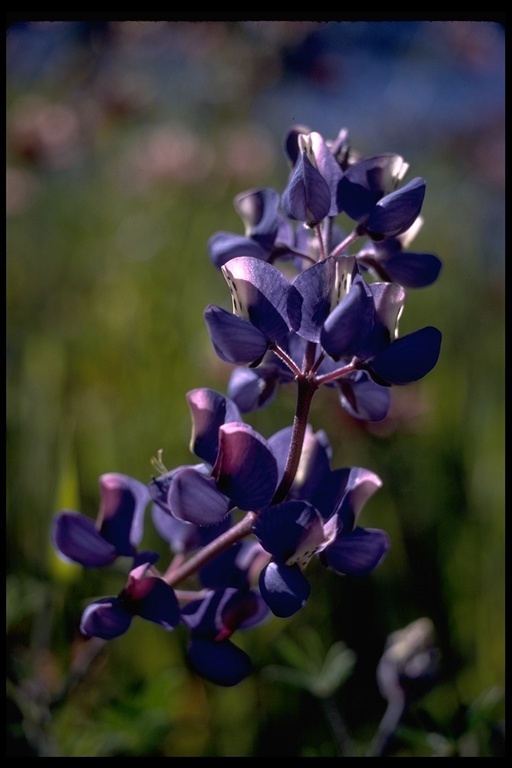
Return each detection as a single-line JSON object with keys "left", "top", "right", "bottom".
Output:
{"left": 6, "top": 20, "right": 505, "bottom": 756}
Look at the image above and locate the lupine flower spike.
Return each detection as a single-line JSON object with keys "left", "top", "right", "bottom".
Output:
{"left": 52, "top": 123, "right": 441, "bottom": 687}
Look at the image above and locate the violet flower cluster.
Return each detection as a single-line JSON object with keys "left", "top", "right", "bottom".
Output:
{"left": 52, "top": 124, "right": 442, "bottom": 687}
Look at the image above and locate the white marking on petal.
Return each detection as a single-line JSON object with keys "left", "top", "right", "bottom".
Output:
{"left": 333, "top": 256, "right": 355, "bottom": 307}
{"left": 222, "top": 266, "right": 247, "bottom": 319}
{"left": 298, "top": 133, "right": 317, "bottom": 169}
{"left": 285, "top": 523, "right": 326, "bottom": 569}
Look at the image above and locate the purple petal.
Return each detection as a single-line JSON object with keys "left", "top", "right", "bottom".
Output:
{"left": 321, "top": 275, "right": 375, "bottom": 360}
{"left": 259, "top": 560, "right": 310, "bottom": 618}
{"left": 208, "top": 231, "right": 269, "bottom": 269}
{"left": 187, "top": 637, "right": 253, "bottom": 686}
{"left": 168, "top": 467, "right": 231, "bottom": 525}
{"left": 227, "top": 366, "right": 279, "bottom": 413}
{"left": 337, "top": 154, "right": 408, "bottom": 221}
{"left": 291, "top": 427, "right": 332, "bottom": 499}
{"left": 215, "top": 586, "right": 269, "bottom": 636}
{"left": 221, "top": 257, "right": 302, "bottom": 341}
{"left": 151, "top": 494, "right": 193, "bottom": 549}
{"left": 293, "top": 257, "right": 337, "bottom": 342}
{"left": 253, "top": 501, "right": 323, "bottom": 560}
{"left": 321, "top": 527, "right": 390, "bottom": 575}
{"left": 334, "top": 467, "right": 383, "bottom": 530}
{"left": 233, "top": 187, "right": 280, "bottom": 249}
{"left": 281, "top": 147, "right": 331, "bottom": 226}
{"left": 339, "top": 372, "right": 391, "bottom": 422}
{"left": 309, "top": 132, "right": 343, "bottom": 216}
{"left": 214, "top": 423, "right": 278, "bottom": 510}
{"left": 149, "top": 465, "right": 186, "bottom": 517}
{"left": 80, "top": 598, "right": 132, "bottom": 639}
{"left": 181, "top": 589, "right": 220, "bottom": 634}
{"left": 365, "top": 178, "right": 426, "bottom": 239}
{"left": 368, "top": 326, "right": 442, "bottom": 385}
{"left": 97, "top": 473, "right": 150, "bottom": 555}
{"left": 52, "top": 511, "right": 117, "bottom": 568}
{"left": 376, "top": 251, "right": 443, "bottom": 288}
{"left": 369, "top": 282, "right": 407, "bottom": 337}
{"left": 204, "top": 304, "right": 268, "bottom": 365}
{"left": 266, "top": 426, "right": 293, "bottom": 485}
{"left": 129, "top": 577, "right": 181, "bottom": 631}
{"left": 283, "top": 124, "right": 311, "bottom": 166}
{"left": 186, "top": 388, "right": 241, "bottom": 465}
{"left": 199, "top": 541, "right": 251, "bottom": 590}
{"left": 329, "top": 127, "right": 351, "bottom": 168}
{"left": 309, "top": 467, "right": 351, "bottom": 521}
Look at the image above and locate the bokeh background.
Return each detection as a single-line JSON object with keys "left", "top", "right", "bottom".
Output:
{"left": 6, "top": 20, "right": 505, "bottom": 757}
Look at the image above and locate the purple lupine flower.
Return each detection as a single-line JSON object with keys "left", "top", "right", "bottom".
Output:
{"left": 336, "top": 153, "right": 409, "bottom": 221}
{"left": 362, "top": 177, "right": 426, "bottom": 241}
{"left": 208, "top": 187, "right": 315, "bottom": 270}
{"left": 149, "top": 388, "right": 279, "bottom": 526}
{"left": 281, "top": 132, "right": 334, "bottom": 226}
{"left": 320, "top": 273, "right": 442, "bottom": 386}
{"left": 336, "top": 369, "right": 392, "bottom": 421}
{"left": 182, "top": 587, "right": 268, "bottom": 686}
{"left": 290, "top": 255, "right": 441, "bottom": 389}
{"left": 253, "top": 467, "right": 389, "bottom": 618}
{"left": 204, "top": 256, "right": 302, "bottom": 366}
{"left": 283, "top": 124, "right": 352, "bottom": 172}
{"left": 219, "top": 257, "right": 439, "bottom": 420}
{"left": 282, "top": 131, "right": 343, "bottom": 219}
{"left": 52, "top": 473, "right": 151, "bottom": 568}
{"left": 181, "top": 541, "right": 270, "bottom": 686}
{"left": 212, "top": 259, "right": 392, "bottom": 421}
{"left": 80, "top": 557, "right": 181, "bottom": 640}
{"left": 336, "top": 153, "right": 426, "bottom": 240}
{"left": 208, "top": 187, "right": 280, "bottom": 269}
{"left": 355, "top": 217, "right": 442, "bottom": 289}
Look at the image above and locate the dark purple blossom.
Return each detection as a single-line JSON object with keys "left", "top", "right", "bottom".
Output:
{"left": 182, "top": 586, "right": 268, "bottom": 686}
{"left": 52, "top": 473, "right": 151, "bottom": 568}
{"left": 80, "top": 558, "right": 181, "bottom": 640}
{"left": 149, "top": 388, "right": 279, "bottom": 526}
{"left": 336, "top": 153, "right": 409, "bottom": 222}
{"left": 213, "top": 257, "right": 439, "bottom": 421}
{"left": 204, "top": 256, "right": 302, "bottom": 366}
{"left": 355, "top": 218, "right": 442, "bottom": 288}
{"left": 281, "top": 132, "right": 333, "bottom": 226}
{"left": 253, "top": 466, "right": 389, "bottom": 618}
{"left": 181, "top": 541, "right": 270, "bottom": 686}
{"left": 283, "top": 124, "right": 352, "bottom": 171}
{"left": 208, "top": 187, "right": 315, "bottom": 270}
{"left": 320, "top": 273, "right": 442, "bottom": 385}
{"left": 336, "top": 153, "right": 426, "bottom": 240}
{"left": 247, "top": 426, "right": 390, "bottom": 618}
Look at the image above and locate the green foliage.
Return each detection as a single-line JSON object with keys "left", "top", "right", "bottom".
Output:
{"left": 263, "top": 627, "right": 356, "bottom": 699}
